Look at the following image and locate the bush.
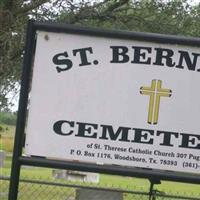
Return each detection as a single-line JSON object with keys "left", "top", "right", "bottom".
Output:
{"left": 0, "top": 126, "right": 4, "bottom": 132}
{"left": 0, "top": 112, "right": 17, "bottom": 125}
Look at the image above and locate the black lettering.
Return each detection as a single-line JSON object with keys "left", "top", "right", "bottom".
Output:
{"left": 52, "top": 52, "right": 73, "bottom": 72}
{"left": 157, "top": 131, "right": 179, "bottom": 147}
{"left": 100, "top": 125, "right": 131, "bottom": 142}
{"left": 176, "top": 51, "right": 200, "bottom": 71}
{"left": 132, "top": 128, "right": 154, "bottom": 144}
{"left": 53, "top": 120, "right": 74, "bottom": 136}
{"left": 73, "top": 47, "right": 93, "bottom": 66}
{"left": 179, "top": 133, "right": 200, "bottom": 149}
{"left": 110, "top": 46, "right": 129, "bottom": 63}
{"left": 76, "top": 122, "right": 98, "bottom": 138}
{"left": 131, "top": 46, "right": 152, "bottom": 64}
{"left": 153, "top": 48, "right": 175, "bottom": 67}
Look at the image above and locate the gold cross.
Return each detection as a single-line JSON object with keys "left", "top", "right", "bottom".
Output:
{"left": 140, "top": 80, "right": 172, "bottom": 124}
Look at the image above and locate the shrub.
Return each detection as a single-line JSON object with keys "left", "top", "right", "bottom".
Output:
{"left": 0, "top": 126, "right": 4, "bottom": 132}
{"left": 0, "top": 112, "right": 17, "bottom": 125}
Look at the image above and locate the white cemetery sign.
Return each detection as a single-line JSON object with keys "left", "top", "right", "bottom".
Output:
{"left": 24, "top": 27, "right": 200, "bottom": 175}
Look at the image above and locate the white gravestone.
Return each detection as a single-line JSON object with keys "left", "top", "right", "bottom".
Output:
{"left": 0, "top": 150, "right": 6, "bottom": 168}
{"left": 52, "top": 170, "right": 99, "bottom": 183}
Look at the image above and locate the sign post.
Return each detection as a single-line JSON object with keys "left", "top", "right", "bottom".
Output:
{"left": 9, "top": 20, "right": 200, "bottom": 200}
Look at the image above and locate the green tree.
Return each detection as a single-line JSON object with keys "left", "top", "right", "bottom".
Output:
{"left": 0, "top": 0, "right": 199, "bottom": 111}
{"left": 57, "top": 0, "right": 200, "bottom": 36}
{"left": 0, "top": 0, "right": 50, "bottom": 110}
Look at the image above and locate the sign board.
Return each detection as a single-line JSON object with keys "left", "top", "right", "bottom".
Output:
{"left": 9, "top": 21, "right": 200, "bottom": 200}
{"left": 24, "top": 25, "right": 200, "bottom": 175}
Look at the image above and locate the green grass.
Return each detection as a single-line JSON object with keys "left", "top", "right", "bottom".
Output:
{"left": 0, "top": 124, "right": 15, "bottom": 136}
{"left": 156, "top": 181, "right": 200, "bottom": 195}
{"left": 1, "top": 156, "right": 147, "bottom": 191}
{"left": 0, "top": 124, "right": 15, "bottom": 152}
{"left": 99, "top": 174, "right": 149, "bottom": 191}
{"left": 0, "top": 123, "right": 200, "bottom": 199}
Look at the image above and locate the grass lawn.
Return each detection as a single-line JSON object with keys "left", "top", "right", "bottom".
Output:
{"left": 0, "top": 124, "right": 15, "bottom": 152}
{"left": 0, "top": 124, "right": 200, "bottom": 199}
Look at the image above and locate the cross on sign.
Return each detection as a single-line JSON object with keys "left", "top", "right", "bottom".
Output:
{"left": 140, "top": 80, "right": 172, "bottom": 125}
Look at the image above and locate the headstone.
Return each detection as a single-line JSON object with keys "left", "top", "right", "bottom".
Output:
{"left": 76, "top": 189, "right": 123, "bottom": 200}
{"left": 52, "top": 170, "right": 99, "bottom": 183}
{"left": 0, "top": 150, "right": 6, "bottom": 168}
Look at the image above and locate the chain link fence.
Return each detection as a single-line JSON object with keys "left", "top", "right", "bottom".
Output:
{"left": 1, "top": 154, "right": 200, "bottom": 200}
{"left": 1, "top": 174, "right": 200, "bottom": 200}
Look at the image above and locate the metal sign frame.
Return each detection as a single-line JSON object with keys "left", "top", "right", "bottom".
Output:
{"left": 9, "top": 20, "right": 200, "bottom": 200}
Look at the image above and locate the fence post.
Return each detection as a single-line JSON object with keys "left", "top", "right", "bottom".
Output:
{"left": 8, "top": 20, "right": 35, "bottom": 200}
{"left": 149, "top": 178, "right": 161, "bottom": 200}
